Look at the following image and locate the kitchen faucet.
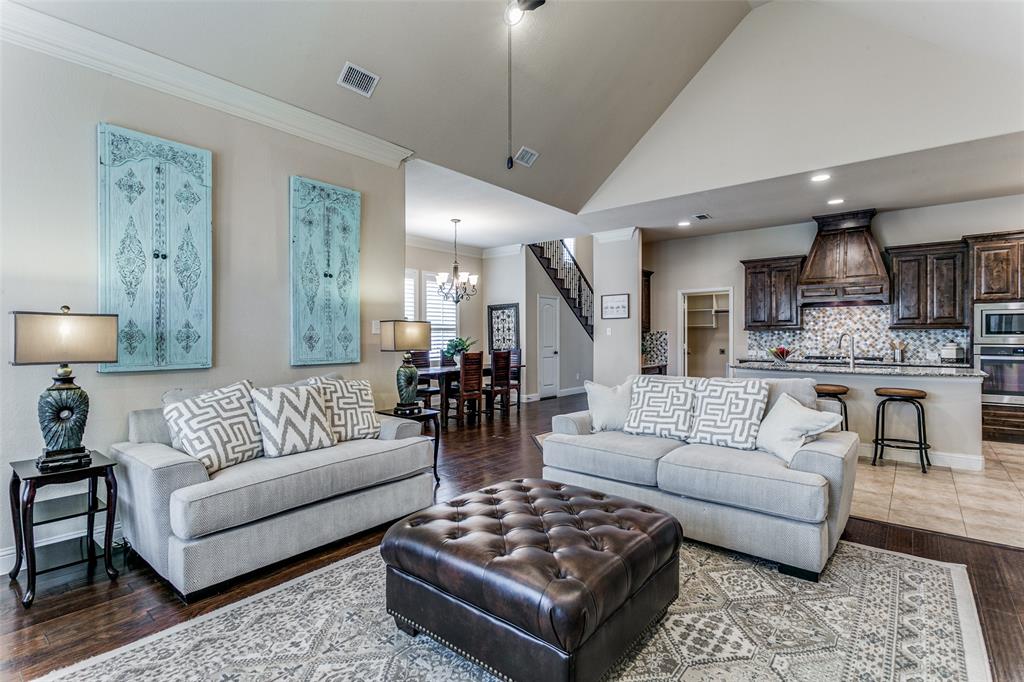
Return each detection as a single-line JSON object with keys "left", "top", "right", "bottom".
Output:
{"left": 836, "top": 333, "right": 856, "bottom": 370}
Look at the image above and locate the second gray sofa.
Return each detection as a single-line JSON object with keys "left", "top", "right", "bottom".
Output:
{"left": 542, "top": 377, "right": 858, "bottom": 580}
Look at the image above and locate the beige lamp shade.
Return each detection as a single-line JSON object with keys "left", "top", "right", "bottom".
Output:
{"left": 380, "top": 320, "right": 431, "bottom": 352}
{"left": 12, "top": 310, "right": 119, "bottom": 365}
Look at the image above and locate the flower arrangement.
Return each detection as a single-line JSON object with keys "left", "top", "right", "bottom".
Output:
{"left": 766, "top": 346, "right": 794, "bottom": 365}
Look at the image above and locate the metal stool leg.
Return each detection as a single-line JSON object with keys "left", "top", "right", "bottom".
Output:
{"left": 912, "top": 399, "right": 929, "bottom": 473}
{"left": 835, "top": 395, "right": 849, "bottom": 432}
{"left": 871, "top": 398, "right": 886, "bottom": 465}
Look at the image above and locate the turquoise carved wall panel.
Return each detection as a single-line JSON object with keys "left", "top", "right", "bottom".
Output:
{"left": 98, "top": 124, "right": 212, "bottom": 372}
{"left": 289, "top": 176, "right": 361, "bottom": 366}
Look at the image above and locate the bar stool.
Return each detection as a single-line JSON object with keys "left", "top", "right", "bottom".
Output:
{"left": 872, "top": 387, "right": 931, "bottom": 473}
{"left": 815, "top": 384, "right": 849, "bottom": 431}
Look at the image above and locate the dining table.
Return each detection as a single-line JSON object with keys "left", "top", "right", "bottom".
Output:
{"left": 416, "top": 364, "right": 525, "bottom": 425}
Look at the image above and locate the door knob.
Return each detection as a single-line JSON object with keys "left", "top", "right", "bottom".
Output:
{"left": 553, "top": 350, "right": 559, "bottom": 355}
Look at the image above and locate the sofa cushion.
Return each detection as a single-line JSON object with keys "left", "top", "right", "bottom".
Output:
{"left": 657, "top": 444, "right": 828, "bottom": 523}
{"left": 584, "top": 378, "right": 633, "bottom": 432}
{"left": 169, "top": 436, "right": 432, "bottom": 539}
{"left": 689, "top": 378, "right": 769, "bottom": 450}
{"left": 162, "top": 380, "right": 264, "bottom": 473}
{"left": 543, "top": 432, "right": 682, "bottom": 486}
{"left": 251, "top": 385, "right": 334, "bottom": 457}
{"left": 310, "top": 378, "right": 381, "bottom": 442}
{"left": 623, "top": 375, "right": 700, "bottom": 441}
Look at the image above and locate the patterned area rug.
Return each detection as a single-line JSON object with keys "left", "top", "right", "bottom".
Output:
{"left": 38, "top": 541, "right": 989, "bottom": 681}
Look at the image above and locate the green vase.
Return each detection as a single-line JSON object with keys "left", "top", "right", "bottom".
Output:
{"left": 395, "top": 354, "right": 421, "bottom": 415}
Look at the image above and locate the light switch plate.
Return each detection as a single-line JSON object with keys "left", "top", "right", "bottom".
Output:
{"left": 605, "top": 327, "right": 612, "bottom": 336}
{"left": 371, "top": 320, "right": 380, "bottom": 334}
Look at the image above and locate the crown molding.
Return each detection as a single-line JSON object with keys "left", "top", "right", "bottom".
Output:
{"left": 0, "top": 2, "right": 414, "bottom": 168}
{"left": 406, "top": 234, "right": 483, "bottom": 258}
{"left": 482, "top": 244, "right": 523, "bottom": 259}
{"left": 593, "top": 227, "right": 637, "bottom": 243}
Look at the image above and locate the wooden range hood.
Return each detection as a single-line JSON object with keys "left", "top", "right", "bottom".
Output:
{"left": 798, "top": 208, "right": 890, "bottom": 306}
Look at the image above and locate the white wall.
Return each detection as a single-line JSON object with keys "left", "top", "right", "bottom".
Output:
{"left": 584, "top": 1, "right": 1024, "bottom": 213}
{"left": 593, "top": 229, "right": 642, "bottom": 384}
{"left": 0, "top": 45, "right": 406, "bottom": 554}
{"left": 643, "top": 195, "right": 1024, "bottom": 374}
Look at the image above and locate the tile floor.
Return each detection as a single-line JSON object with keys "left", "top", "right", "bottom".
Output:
{"left": 851, "top": 440, "right": 1024, "bottom": 547}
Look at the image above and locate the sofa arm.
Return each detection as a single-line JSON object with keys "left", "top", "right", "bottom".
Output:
{"left": 789, "top": 431, "right": 859, "bottom": 552}
{"left": 378, "top": 415, "right": 422, "bottom": 440}
{"left": 552, "top": 411, "right": 593, "bottom": 436}
{"left": 108, "top": 442, "right": 209, "bottom": 578}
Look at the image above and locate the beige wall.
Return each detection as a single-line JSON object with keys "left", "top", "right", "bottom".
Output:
{"left": 593, "top": 229, "right": 642, "bottom": 384}
{"left": 643, "top": 195, "right": 1024, "bottom": 375}
{"left": 687, "top": 323, "right": 730, "bottom": 378}
{"left": 0, "top": 45, "right": 406, "bottom": 552}
{"left": 405, "top": 242, "right": 483, "bottom": 352}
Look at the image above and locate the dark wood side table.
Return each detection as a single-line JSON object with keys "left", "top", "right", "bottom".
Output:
{"left": 376, "top": 408, "right": 441, "bottom": 482}
{"left": 8, "top": 452, "right": 119, "bottom": 608}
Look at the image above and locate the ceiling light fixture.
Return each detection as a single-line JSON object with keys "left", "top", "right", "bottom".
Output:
{"left": 827, "top": 198, "right": 845, "bottom": 205}
{"left": 504, "top": 0, "right": 545, "bottom": 169}
{"left": 677, "top": 221, "right": 691, "bottom": 227}
{"left": 437, "top": 219, "right": 479, "bottom": 305}
{"left": 811, "top": 173, "right": 831, "bottom": 182}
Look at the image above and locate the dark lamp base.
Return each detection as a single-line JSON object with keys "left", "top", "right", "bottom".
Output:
{"left": 394, "top": 403, "right": 423, "bottom": 417}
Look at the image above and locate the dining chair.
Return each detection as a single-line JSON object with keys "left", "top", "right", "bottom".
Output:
{"left": 409, "top": 350, "right": 437, "bottom": 409}
{"left": 440, "top": 353, "right": 457, "bottom": 367}
{"left": 509, "top": 348, "right": 522, "bottom": 408}
{"left": 447, "top": 351, "right": 483, "bottom": 426}
{"left": 484, "top": 350, "right": 512, "bottom": 416}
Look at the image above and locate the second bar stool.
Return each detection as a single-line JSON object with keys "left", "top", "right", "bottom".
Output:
{"left": 815, "top": 384, "right": 849, "bottom": 431}
{"left": 872, "top": 387, "right": 931, "bottom": 473}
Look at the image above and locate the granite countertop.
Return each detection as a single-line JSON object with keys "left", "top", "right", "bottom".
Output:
{"left": 731, "top": 361, "right": 986, "bottom": 378}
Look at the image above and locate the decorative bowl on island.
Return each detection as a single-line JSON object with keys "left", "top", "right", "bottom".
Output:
{"left": 767, "top": 346, "right": 794, "bottom": 365}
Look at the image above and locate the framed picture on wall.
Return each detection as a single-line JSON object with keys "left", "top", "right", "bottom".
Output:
{"left": 601, "top": 294, "right": 630, "bottom": 319}
{"left": 487, "top": 303, "right": 520, "bottom": 353}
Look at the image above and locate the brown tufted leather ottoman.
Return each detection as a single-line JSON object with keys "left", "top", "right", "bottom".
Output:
{"left": 380, "top": 478, "right": 683, "bottom": 682}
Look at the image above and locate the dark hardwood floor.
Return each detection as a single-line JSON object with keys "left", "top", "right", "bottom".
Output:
{"left": 4, "top": 394, "right": 1023, "bottom": 681}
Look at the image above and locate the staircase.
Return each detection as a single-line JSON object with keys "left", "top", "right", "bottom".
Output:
{"left": 528, "top": 240, "right": 594, "bottom": 339}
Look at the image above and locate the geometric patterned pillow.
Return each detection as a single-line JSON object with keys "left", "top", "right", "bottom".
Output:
{"left": 308, "top": 378, "right": 381, "bottom": 442}
{"left": 162, "top": 380, "right": 264, "bottom": 474}
{"left": 622, "top": 375, "right": 701, "bottom": 441}
{"left": 250, "top": 385, "right": 335, "bottom": 457}
{"left": 688, "top": 378, "right": 769, "bottom": 450}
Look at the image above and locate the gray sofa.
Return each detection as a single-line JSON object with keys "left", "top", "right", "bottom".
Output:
{"left": 111, "top": 407, "right": 435, "bottom": 597}
{"left": 542, "top": 378, "right": 858, "bottom": 580}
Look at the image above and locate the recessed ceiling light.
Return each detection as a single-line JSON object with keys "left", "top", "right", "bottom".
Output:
{"left": 811, "top": 173, "right": 831, "bottom": 182}
{"left": 827, "top": 198, "right": 845, "bottom": 205}
{"left": 677, "top": 221, "right": 691, "bottom": 227}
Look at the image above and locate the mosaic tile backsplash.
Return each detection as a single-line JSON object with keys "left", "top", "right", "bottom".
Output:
{"left": 747, "top": 306, "right": 969, "bottom": 364}
{"left": 642, "top": 330, "right": 669, "bottom": 366}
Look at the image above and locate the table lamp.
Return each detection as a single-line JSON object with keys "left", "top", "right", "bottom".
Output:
{"left": 380, "top": 320, "right": 431, "bottom": 416}
{"left": 11, "top": 307, "right": 119, "bottom": 461}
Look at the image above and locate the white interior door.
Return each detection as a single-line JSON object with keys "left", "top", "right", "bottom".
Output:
{"left": 680, "top": 294, "right": 689, "bottom": 376}
{"left": 538, "top": 295, "right": 560, "bottom": 398}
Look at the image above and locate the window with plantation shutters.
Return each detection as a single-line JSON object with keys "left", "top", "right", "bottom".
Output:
{"left": 404, "top": 268, "right": 417, "bottom": 320}
{"left": 423, "top": 271, "right": 458, "bottom": 362}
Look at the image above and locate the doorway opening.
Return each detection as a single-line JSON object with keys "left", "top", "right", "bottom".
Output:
{"left": 678, "top": 288, "right": 733, "bottom": 378}
{"left": 538, "top": 294, "right": 560, "bottom": 398}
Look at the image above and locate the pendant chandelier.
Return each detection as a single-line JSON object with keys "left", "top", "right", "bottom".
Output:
{"left": 437, "top": 218, "right": 478, "bottom": 304}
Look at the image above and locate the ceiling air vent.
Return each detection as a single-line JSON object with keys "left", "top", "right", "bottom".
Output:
{"left": 514, "top": 146, "right": 539, "bottom": 167}
{"left": 692, "top": 213, "right": 713, "bottom": 221}
{"left": 337, "top": 62, "right": 380, "bottom": 97}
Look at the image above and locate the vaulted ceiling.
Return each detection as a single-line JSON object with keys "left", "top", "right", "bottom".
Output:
{"left": 23, "top": 0, "right": 750, "bottom": 213}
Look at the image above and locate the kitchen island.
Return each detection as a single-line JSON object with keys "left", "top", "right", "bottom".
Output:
{"left": 731, "top": 361, "right": 987, "bottom": 470}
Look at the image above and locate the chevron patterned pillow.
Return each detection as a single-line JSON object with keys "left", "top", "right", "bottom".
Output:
{"left": 163, "top": 380, "right": 264, "bottom": 474}
{"left": 622, "top": 375, "right": 700, "bottom": 441}
{"left": 251, "top": 385, "right": 335, "bottom": 457}
{"left": 310, "top": 378, "right": 381, "bottom": 442}
{"left": 689, "top": 378, "right": 769, "bottom": 450}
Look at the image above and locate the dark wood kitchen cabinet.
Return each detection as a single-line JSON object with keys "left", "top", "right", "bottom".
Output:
{"left": 641, "top": 269, "right": 653, "bottom": 333}
{"left": 886, "top": 241, "right": 968, "bottom": 328}
{"left": 966, "top": 230, "right": 1024, "bottom": 302}
{"left": 742, "top": 256, "right": 804, "bottom": 330}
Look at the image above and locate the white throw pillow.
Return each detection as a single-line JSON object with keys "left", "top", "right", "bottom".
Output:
{"left": 623, "top": 375, "right": 700, "bottom": 441}
{"left": 689, "top": 378, "right": 769, "bottom": 450}
{"left": 310, "top": 378, "right": 381, "bottom": 441}
{"left": 251, "top": 385, "right": 334, "bottom": 457}
{"left": 756, "top": 393, "right": 843, "bottom": 464}
{"left": 585, "top": 379, "right": 633, "bottom": 432}
{"left": 162, "top": 380, "right": 264, "bottom": 474}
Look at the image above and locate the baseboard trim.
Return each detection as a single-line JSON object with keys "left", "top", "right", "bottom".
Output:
{"left": 855, "top": 443, "right": 983, "bottom": 471}
{"left": 524, "top": 393, "right": 541, "bottom": 402}
{"left": 0, "top": 523, "right": 123, "bottom": 575}
{"left": 557, "top": 386, "right": 586, "bottom": 397}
